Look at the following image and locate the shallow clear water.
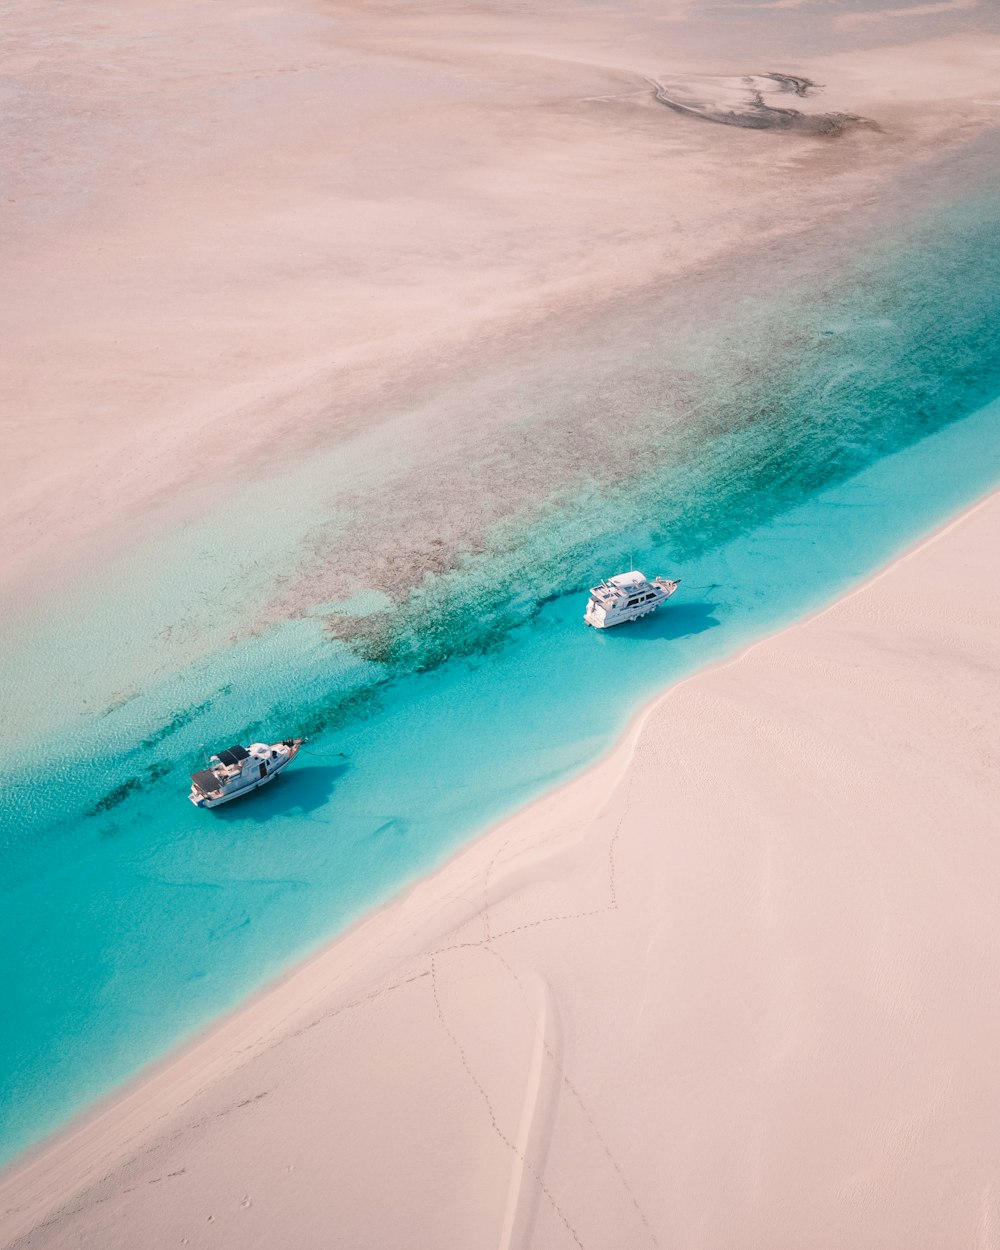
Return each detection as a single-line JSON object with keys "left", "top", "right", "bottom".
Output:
{"left": 2, "top": 160, "right": 1000, "bottom": 1163}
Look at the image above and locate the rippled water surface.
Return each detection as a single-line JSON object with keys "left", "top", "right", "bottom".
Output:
{"left": 2, "top": 156, "right": 1000, "bottom": 1163}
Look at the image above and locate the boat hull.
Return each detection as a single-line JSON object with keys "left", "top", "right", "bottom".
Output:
{"left": 584, "top": 603, "right": 661, "bottom": 628}
{"left": 190, "top": 767, "right": 282, "bottom": 808}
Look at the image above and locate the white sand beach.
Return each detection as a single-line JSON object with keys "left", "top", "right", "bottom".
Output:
{"left": 3, "top": 489, "right": 998, "bottom": 1249}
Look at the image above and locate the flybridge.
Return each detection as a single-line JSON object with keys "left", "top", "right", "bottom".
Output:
{"left": 214, "top": 745, "right": 249, "bottom": 767}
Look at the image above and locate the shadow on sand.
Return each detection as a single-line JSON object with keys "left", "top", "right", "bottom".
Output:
{"left": 208, "top": 761, "right": 349, "bottom": 824}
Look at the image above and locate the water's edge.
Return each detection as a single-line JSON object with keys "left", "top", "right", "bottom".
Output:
{"left": 3, "top": 472, "right": 998, "bottom": 1189}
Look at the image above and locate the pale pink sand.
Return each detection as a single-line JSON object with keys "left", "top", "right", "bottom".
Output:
{"left": 3, "top": 490, "right": 998, "bottom": 1249}
{"left": 3, "top": 0, "right": 999, "bottom": 614}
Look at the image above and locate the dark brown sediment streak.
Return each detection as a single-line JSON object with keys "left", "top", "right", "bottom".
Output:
{"left": 762, "top": 72, "right": 818, "bottom": 98}
{"left": 648, "top": 74, "right": 878, "bottom": 136}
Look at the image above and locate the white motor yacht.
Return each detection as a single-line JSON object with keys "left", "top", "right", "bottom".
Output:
{"left": 584, "top": 570, "right": 680, "bottom": 629}
{"left": 189, "top": 738, "right": 304, "bottom": 808}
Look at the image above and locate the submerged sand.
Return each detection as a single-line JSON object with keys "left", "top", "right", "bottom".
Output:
{"left": 3, "top": 487, "right": 998, "bottom": 1249}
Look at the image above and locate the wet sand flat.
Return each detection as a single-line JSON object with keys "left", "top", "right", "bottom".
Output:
{"left": 3, "top": 0, "right": 999, "bottom": 607}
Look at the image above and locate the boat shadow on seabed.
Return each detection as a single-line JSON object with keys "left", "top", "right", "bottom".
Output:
{"left": 208, "top": 761, "right": 349, "bottom": 823}
{"left": 606, "top": 599, "right": 721, "bottom": 642}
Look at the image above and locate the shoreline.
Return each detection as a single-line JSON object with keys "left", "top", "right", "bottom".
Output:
{"left": 3, "top": 481, "right": 998, "bottom": 1244}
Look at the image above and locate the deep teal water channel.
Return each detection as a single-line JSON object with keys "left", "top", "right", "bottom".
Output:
{"left": 2, "top": 164, "right": 1000, "bottom": 1164}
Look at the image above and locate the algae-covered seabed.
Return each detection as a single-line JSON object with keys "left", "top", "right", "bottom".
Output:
{"left": 2, "top": 0, "right": 1000, "bottom": 1163}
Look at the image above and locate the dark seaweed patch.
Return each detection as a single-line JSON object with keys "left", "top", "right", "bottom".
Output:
{"left": 241, "top": 680, "right": 386, "bottom": 747}
{"left": 322, "top": 608, "right": 396, "bottom": 647}
{"left": 140, "top": 698, "right": 215, "bottom": 750}
{"left": 87, "top": 760, "right": 173, "bottom": 817}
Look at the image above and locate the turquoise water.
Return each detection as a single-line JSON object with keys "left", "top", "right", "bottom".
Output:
{"left": 3, "top": 161, "right": 1000, "bottom": 1163}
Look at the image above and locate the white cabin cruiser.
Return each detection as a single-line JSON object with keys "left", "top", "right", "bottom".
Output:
{"left": 584, "top": 570, "right": 680, "bottom": 629}
{"left": 189, "top": 738, "right": 304, "bottom": 808}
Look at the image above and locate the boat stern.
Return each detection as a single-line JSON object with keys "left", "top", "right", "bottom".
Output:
{"left": 190, "top": 767, "right": 226, "bottom": 807}
{"left": 584, "top": 599, "right": 608, "bottom": 628}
